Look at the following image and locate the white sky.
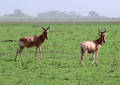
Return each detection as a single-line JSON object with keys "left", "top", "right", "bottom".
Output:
{"left": 0, "top": 0, "right": 120, "bottom": 17}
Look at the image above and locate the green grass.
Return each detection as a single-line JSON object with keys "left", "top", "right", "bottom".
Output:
{"left": 0, "top": 23, "right": 120, "bottom": 85}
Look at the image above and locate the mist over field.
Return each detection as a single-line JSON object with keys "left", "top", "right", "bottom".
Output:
{"left": 0, "top": 0, "right": 120, "bottom": 22}
{"left": 0, "top": 9, "right": 120, "bottom": 22}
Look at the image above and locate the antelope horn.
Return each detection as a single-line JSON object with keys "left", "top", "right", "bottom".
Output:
{"left": 42, "top": 27, "right": 44, "bottom": 30}
{"left": 47, "top": 26, "right": 50, "bottom": 29}
{"left": 103, "top": 28, "right": 106, "bottom": 33}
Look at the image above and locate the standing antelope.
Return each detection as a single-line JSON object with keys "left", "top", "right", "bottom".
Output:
{"left": 15, "top": 26, "right": 50, "bottom": 63}
{"left": 80, "top": 29, "right": 106, "bottom": 67}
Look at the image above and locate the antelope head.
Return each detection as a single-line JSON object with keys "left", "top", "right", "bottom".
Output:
{"left": 42, "top": 26, "right": 50, "bottom": 39}
{"left": 98, "top": 28, "right": 106, "bottom": 43}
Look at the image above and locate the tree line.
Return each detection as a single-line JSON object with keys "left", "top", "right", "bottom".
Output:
{"left": 2, "top": 9, "right": 106, "bottom": 18}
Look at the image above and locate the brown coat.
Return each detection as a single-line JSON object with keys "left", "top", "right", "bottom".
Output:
{"left": 80, "top": 30, "right": 106, "bottom": 67}
{"left": 15, "top": 27, "right": 50, "bottom": 63}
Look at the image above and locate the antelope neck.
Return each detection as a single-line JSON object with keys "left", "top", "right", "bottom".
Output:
{"left": 95, "top": 37, "right": 104, "bottom": 45}
{"left": 39, "top": 32, "right": 47, "bottom": 39}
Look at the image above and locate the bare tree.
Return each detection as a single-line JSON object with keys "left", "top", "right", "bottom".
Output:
{"left": 88, "top": 11, "right": 100, "bottom": 17}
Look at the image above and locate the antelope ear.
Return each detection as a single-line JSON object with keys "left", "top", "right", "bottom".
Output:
{"left": 47, "top": 26, "right": 50, "bottom": 30}
{"left": 42, "top": 27, "right": 45, "bottom": 30}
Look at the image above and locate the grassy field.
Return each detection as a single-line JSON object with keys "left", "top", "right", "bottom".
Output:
{"left": 0, "top": 23, "right": 120, "bottom": 85}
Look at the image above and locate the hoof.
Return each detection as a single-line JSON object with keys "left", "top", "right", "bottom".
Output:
{"left": 81, "top": 64, "right": 84, "bottom": 67}
{"left": 96, "top": 64, "right": 98, "bottom": 66}
{"left": 21, "top": 62, "right": 24, "bottom": 66}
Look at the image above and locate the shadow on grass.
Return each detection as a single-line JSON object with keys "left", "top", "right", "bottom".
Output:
{"left": 1, "top": 58, "right": 15, "bottom": 62}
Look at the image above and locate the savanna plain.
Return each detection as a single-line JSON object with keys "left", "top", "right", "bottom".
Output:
{"left": 0, "top": 22, "right": 120, "bottom": 85}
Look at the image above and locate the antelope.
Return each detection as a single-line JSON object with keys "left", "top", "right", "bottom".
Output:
{"left": 80, "top": 29, "right": 106, "bottom": 67}
{"left": 15, "top": 26, "right": 50, "bottom": 63}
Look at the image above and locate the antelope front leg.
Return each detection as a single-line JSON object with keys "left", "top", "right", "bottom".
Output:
{"left": 35, "top": 47, "right": 38, "bottom": 61}
{"left": 81, "top": 51, "right": 87, "bottom": 67}
{"left": 19, "top": 48, "right": 24, "bottom": 64}
{"left": 92, "top": 52, "right": 95, "bottom": 66}
{"left": 39, "top": 47, "right": 42, "bottom": 60}
{"left": 15, "top": 49, "right": 19, "bottom": 61}
{"left": 96, "top": 51, "right": 99, "bottom": 66}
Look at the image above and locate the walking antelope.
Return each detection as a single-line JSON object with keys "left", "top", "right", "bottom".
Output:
{"left": 15, "top": 26, "right": 50, "bottom": 63}
{"left": 80, "top": 29, "right": 106, "bottom": 67}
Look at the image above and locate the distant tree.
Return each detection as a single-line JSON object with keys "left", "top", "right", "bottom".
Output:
{"left": 4, "top": 9, "right": 30, "bottom": 17}
{"left": 4, "top": 14, "right": 8, "bottom": 16}
{"left": 14, "top": 9, "right": 23, "bottom": 14}
{"left": 37, "top": 10, "right": 68, "bottom": 18}
{"left": 88, "top": 11, "right": 100, "bottom": 17}
{"left": 37, "top": 10, "right": 82, "bottom": 19}
{"left": 68, "top": 11, "right": 76, "bottom": 15}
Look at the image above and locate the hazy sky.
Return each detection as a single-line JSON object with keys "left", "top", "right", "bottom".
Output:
{"left": 0, "top": 0, "right": 120, "bottom": 17}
